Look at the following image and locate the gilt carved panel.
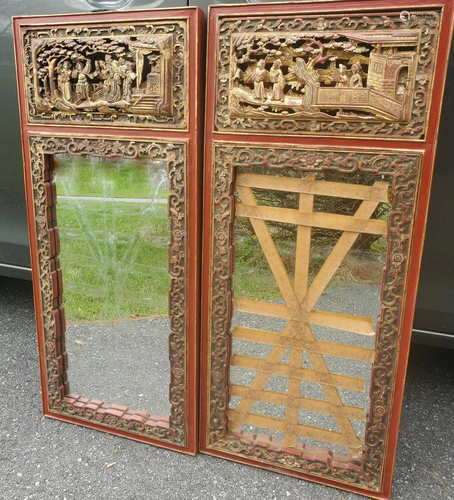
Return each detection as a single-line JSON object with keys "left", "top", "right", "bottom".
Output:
{"left": 213, "top": 9, "right": 443, "bottom": 140}
{"left": 29, "top": 135, "right": 189, "bottom": 445}
{"left": 205, "top": 143, "right": 423, "bottom": 492}
{"left": 14, "top": 7, "right": 201, "bottom": 455}
{"left": 20, "top": 20, "right": 188, "bottom": 129}
{"left": 202, "top": 2, "right": 453, "bottom": 497}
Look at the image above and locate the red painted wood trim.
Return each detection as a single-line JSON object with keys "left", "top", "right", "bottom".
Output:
{"left": 200, "top": 0, "right": 454, "bottom": 497}
{"left": 13, "top": 7, "right": 202, "bottom": 456}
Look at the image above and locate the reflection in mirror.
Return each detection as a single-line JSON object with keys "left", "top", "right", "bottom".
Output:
{"left": 53, "top": 154, "right": 171, "bottom": 417}
{"left": 230, "top": 167, "right": 391, "bottom": 458}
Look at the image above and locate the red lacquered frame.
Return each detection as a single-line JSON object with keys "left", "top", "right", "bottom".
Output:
{"left": 13, "top": 7, "right": 204, "bottom": 455}
{"left": 200, "top": 0, "right": 454, "bottom": 497}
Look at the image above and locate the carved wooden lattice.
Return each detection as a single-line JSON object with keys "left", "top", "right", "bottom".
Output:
{"left": 205, "top": 144, "right": 423, "bottom": 491}
{"left": 229, "top": 173, "right": 387, "bottom": 456}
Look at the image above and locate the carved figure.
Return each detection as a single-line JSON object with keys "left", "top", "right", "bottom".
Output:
{"left": 57, "top": 60, "right": 72, "bottom": 101}
{"left": 27, "top": 27, "right": 182, "bottom": 125}
{"left": 72, "top": 60, "right": 93, "bottom": 102}
{"left": 252, "top": 59, "right": 267, "bottom": 101}
{"left": 269, "top": 59, "right": 285, "bottom": 102}
{"left": 119, "top": 58, "right": 136, "bottom": 101}
{"left": 336, "top": 64, "right": 349, "bottom": 87}
{"left": 147, "top": 54, "right": 160, "bottom": 74}
{"left": 101, "top": 55, "right": 122, "bottom": 103}
{"left": 350, "top": 63, "right": 363, "bottom": 88}
{"left": 223, "top": 21, "right": 430, "bottom": 133}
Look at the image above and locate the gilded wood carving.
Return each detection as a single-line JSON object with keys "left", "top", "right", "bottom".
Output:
{"left": 202, "top": 2, "right": 453, "bottom": 496}
{"left": 206, "top": 144, "right": 422, "bottom": 491}
{"left": 29, "top": 135, "right": 188, "bottom": 446}
{"left": 214, "top": 10, "right": 443, "bottom": 139}
{"left": 21, "top": 21, "right": 188, "bottom": 128}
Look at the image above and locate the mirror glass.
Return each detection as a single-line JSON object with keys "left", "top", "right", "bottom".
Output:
{"left": 53, "top": 153, "right": 171, "bottom": 417}
{"left": 230, "top": 166, "right": 392, "bottom": 458}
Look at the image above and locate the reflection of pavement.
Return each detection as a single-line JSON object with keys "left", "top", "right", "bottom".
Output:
{"left": 231, "top": 283, "right": 379, "bottom": 456}
{"left": 65, "top": 317, "right": 170, "bottom": 417}
{"left": 65, "top": 284, "right": 378, "bottom": 456}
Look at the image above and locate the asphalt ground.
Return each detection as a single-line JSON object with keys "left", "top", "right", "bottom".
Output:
{"left": 1, "top": 276, "right": 453, "bottom": 500}
{"left": 65, "top": 319, "right": 171, "bottom": 417}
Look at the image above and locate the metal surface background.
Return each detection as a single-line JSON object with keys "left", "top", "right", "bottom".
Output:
{"left": 412, "top": 48, "right": 454, "bottom": 346}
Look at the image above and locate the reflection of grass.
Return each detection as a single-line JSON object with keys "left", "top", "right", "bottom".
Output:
{"left": 371, "top": 238, "right": 387, "bottom": 253}
{"left": 233, "top": 234, "right": 386, "bottom": 302}
{"left": 54, "top": 154, "right": 171, "bottom": 322}
{"left": 54, "top": 157, "right": 169, "bottom": 199}
{"left": 59, "top": 199, "right": 170, "bottom": 321}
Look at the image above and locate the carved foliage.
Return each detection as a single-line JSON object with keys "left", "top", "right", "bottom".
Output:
{"left": 207, "top": 144, "right": 421, "bottom": 490}
{"left": 22, "top": 21, "right": 187, "bottom": 129}
{"left": 214, "top": 11, "right": 442, "bottom": 139}
{"left": 29, "top": 135, "right": 188, "bottom": 446}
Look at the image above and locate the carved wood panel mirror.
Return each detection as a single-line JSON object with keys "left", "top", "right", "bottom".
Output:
{"left": 201, "top": 0, "right": 454, "bottom": 497}
{"left": 14, "top": 8, "right": 202, "bottom": 454}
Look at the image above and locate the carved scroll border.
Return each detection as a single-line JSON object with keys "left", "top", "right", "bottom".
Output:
{"left": 214, "top": 9, "right": 442, "bottom": 141}
{"left": 206, "top": 143, "right": 422, "bottom": 491}
{"left": 29, "top": 134, "right": 188, "bottom": 446}
{"left": 22, "top": 20, "right": 188, "bottom": 130}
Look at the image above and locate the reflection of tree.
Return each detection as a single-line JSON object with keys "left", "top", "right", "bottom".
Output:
{"left": 235, "top": 169, "right": 390, "bottom": 251}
